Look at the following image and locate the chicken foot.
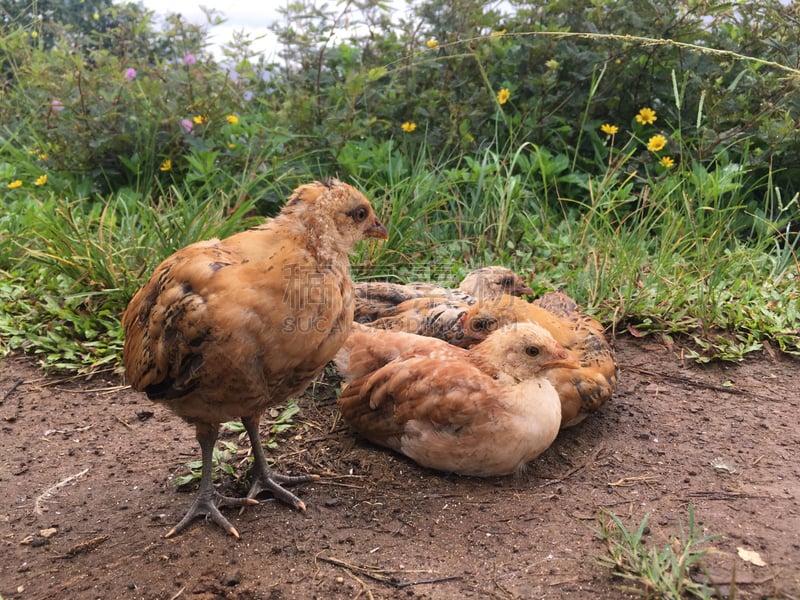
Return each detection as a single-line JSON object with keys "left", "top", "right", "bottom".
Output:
{"left": 242, "top": 415, "right": 319, "bottom": 511}
{"left": 166, "top": 423, "right": 258, "bottom": 539}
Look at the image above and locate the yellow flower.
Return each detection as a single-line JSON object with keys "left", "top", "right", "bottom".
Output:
{"left": 600, "top": 123, "right": 619, "bottom": 136}
{"left": 635, "top": 107, "right": 657, "bottom": 125}
{"left": 8, "top": 180, "right": 23, "bottom": 189}
{"left": 93, "top": 11, "right": 99, "bottom": 20}
{"left": 193, "top": 115, "right": 205, "bottom": 125}
{"left": 659, "top": 156, "right": 675, "bottom": 168}
{"left": 401, "top": 121, "right": 417, "bottom": 133}
{"left": 38, "top": 153, "right": 48, "bottom": 160}
{"left": 647, "top": 134, "right": 667, "bottom": 152}
{"left": 497, "top": 88, "right": 510, "bottom": 105}
{"left": 545, "top": 59, "right": 560, "bottom": 70}
{"left": 34, "top": 174, "right": 47, "bottom": 186}
{"left": 228, "top": 143, "right": 236, "bottom": 149}
{"left": 159, "top": 159, "right": 172, "bottom": 171}
{"left": 426, "top": 38, "right": 438, "bottom": 48}
{"left": 226, "top": 114, "right": 239, "bottom": 125}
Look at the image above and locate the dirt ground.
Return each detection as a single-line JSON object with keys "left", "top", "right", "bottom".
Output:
{"left": 1, "top": 335, "right": 798, "bottom": 600}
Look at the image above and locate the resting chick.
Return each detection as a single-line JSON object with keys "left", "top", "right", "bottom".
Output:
{"left": 459, "top": 293, "right": 618, "bottom": 427}
{"left": 335, "top": 323, "right": 578, "bottom": 476}
{"left": 354, "top": 266, "right": 532, "bottom": 323}
{"left": 367, "top": 296, "right": 470, "bottom": 344}
{"left": 122, "top": 179, "right": 387, "bottom": 538}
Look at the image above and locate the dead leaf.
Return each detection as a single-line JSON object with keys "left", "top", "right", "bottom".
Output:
{"left": 710, "top": 457, "right": 737, "bottom": 473}
{"left": 627, "top": 324, "right": 644, "bottom": 337}
{"left": 737, "top": 547, "right": 766, "bottom": 567}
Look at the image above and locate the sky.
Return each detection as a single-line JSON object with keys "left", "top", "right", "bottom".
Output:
{"left": 131, "top": 1, "right": 285, "bottom": 60}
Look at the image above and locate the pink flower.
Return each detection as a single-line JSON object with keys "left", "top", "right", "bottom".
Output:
{"left": 183, "top": 53, "right": 196, "bottom": 66}
{"left": 51, "top": 99, "right": 64, "bottom": 112}
{"left": 180, "top": 119, "right": 194, "bottom": 134}
{"left": 124, "top": 68, "right": 137, "bottom": 81}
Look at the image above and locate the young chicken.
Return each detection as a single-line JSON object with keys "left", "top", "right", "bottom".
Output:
{"left": 354, "top": 266, "right": 532, "bottom": 323}
{"left": 335, "top": 323, "right": 579, "bottom": 476}
{"left": 367, "top": 296, "right": 470, "bottom": 344}
{"left": 459, "top": 293, "right": 618, "bottom": 428}
{"left": 122, "top": 179, "right": 387, "bottom": 538}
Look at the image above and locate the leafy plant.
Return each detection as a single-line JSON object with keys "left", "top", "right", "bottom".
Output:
{"left": 1, "top": 0, "right": 799, "bottom": 370}
{"left": 173, "top": 441, "right": 239, "bottom": 488}
{"left": 173, "top": 400, "right": 302, "bottom": 488}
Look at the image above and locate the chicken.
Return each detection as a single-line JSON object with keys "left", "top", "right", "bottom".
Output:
{"left": 354, "top": 266, "right": 532, "bottom": 323}
{"left": 335, "top": 323, "right": 579, "bottom": 476}
{"left": 122, "top": 179, "right": 387, "bottom": 538}
{"left": 459, "top": 293, "right": 618, "bottom": 427}
{"left": 368, "top": 296, "right": 470, "bottom": 344}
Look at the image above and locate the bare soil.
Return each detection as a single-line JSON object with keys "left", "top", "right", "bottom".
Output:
{"left": 1, "top": 336, "right": 799, "bottom": 600}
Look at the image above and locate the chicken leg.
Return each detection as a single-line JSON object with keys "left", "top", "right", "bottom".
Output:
{"left": 241, "top": 415, "right": 319, "bottom": 511}
{"left": 165, "top": 423, "right": 258, "bottom": 539}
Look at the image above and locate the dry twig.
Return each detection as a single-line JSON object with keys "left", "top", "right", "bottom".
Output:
{"left": 317, "top": 555, "right": 460, "bottom": 589}
{"left": 58, "top": 535, "right": 109, "bottom": 558}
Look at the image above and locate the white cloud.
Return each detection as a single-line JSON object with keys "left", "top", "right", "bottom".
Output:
{"left": 125, "top": 1, "right": 283, "bottom": 59}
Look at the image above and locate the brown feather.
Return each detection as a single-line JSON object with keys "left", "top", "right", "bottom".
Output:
{"left": 460, "top": 294, "right": 618, "bottom": 427}
{"left": 121, "top": 179, "right": 386, "bottom": 537}
{"left": 335, "top": 323, "right": 577, "bottom": 476}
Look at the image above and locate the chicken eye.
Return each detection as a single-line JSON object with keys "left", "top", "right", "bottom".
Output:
{"left": 525, "top": 346, "right": 540, "bottom": 357}
{"left": 472, "top": 317, "right": 497, "bottom": 332}
{"left": 350, "top": 206, "right": 369, "bottom": 222}
{"left": 501, "top": 277, "right": 514, "bottom": 287}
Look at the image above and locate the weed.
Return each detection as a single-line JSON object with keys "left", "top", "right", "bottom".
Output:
{"left": 596, "top": 505, "right": 724, "bottom": 599}
{"left": 174, "top": 400, "right": 301, "bottom": 488}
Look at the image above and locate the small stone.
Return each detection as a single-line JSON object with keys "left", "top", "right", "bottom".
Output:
{"left": 39, "top": 527, "right": 58, "bottom": 539}
{"left": 220, "top": 571, "right": 242, "bottom": 587}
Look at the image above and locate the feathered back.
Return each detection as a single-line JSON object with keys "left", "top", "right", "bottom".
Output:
{"left": 122, "top": 180, "right": 386, "bottom": 424}
{"left": 335, "top": 323, "right": 577, "bottom": 476}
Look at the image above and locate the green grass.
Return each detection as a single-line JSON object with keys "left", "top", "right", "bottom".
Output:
{"left": 596, "top": 505, "right": 724, "bottom": 599}
{"left": 2, "top": 135, "right": 798, "bottom": 372}
{"left": 1, "top": 18, "right": 798, "bottom": 372}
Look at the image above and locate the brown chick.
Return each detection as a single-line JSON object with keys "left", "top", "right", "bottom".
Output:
{"left": 122, "top": 179, "right": 387, "bottom": 538}
{"left": 368, "top": 296, "right": 470, "bottom": 344}
{"left": 459, "top": 293, "right": 618, "bottom": 428}
{"left": 335, "top": 323, "right": 579, "bottom": 476}
{"left": 354, "top": 266, "right": 532, "bottom": 323}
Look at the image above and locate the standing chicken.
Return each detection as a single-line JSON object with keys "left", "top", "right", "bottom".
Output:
{"left": 122, "top": 179, "right": 387, "bottom": 538}
{"left": 335, "top": 323, "right": 579, "bottom": 476}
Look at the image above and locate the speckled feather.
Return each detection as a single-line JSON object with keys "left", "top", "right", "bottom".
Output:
{"left": 354, "top": 266, "right": 532, "bottom": 324}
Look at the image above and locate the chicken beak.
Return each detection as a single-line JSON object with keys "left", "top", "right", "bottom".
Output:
{"left": 542, "top": 346, "right": 581, "bottom": 370}
{"left": 365, "top": 217, "right": 388, "bottom": 240}
{"left": 518, "top": 284, "right": 534, "bottom": 296}
{"left": 455, "top": 334, "right": 481, "bottom": 349}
